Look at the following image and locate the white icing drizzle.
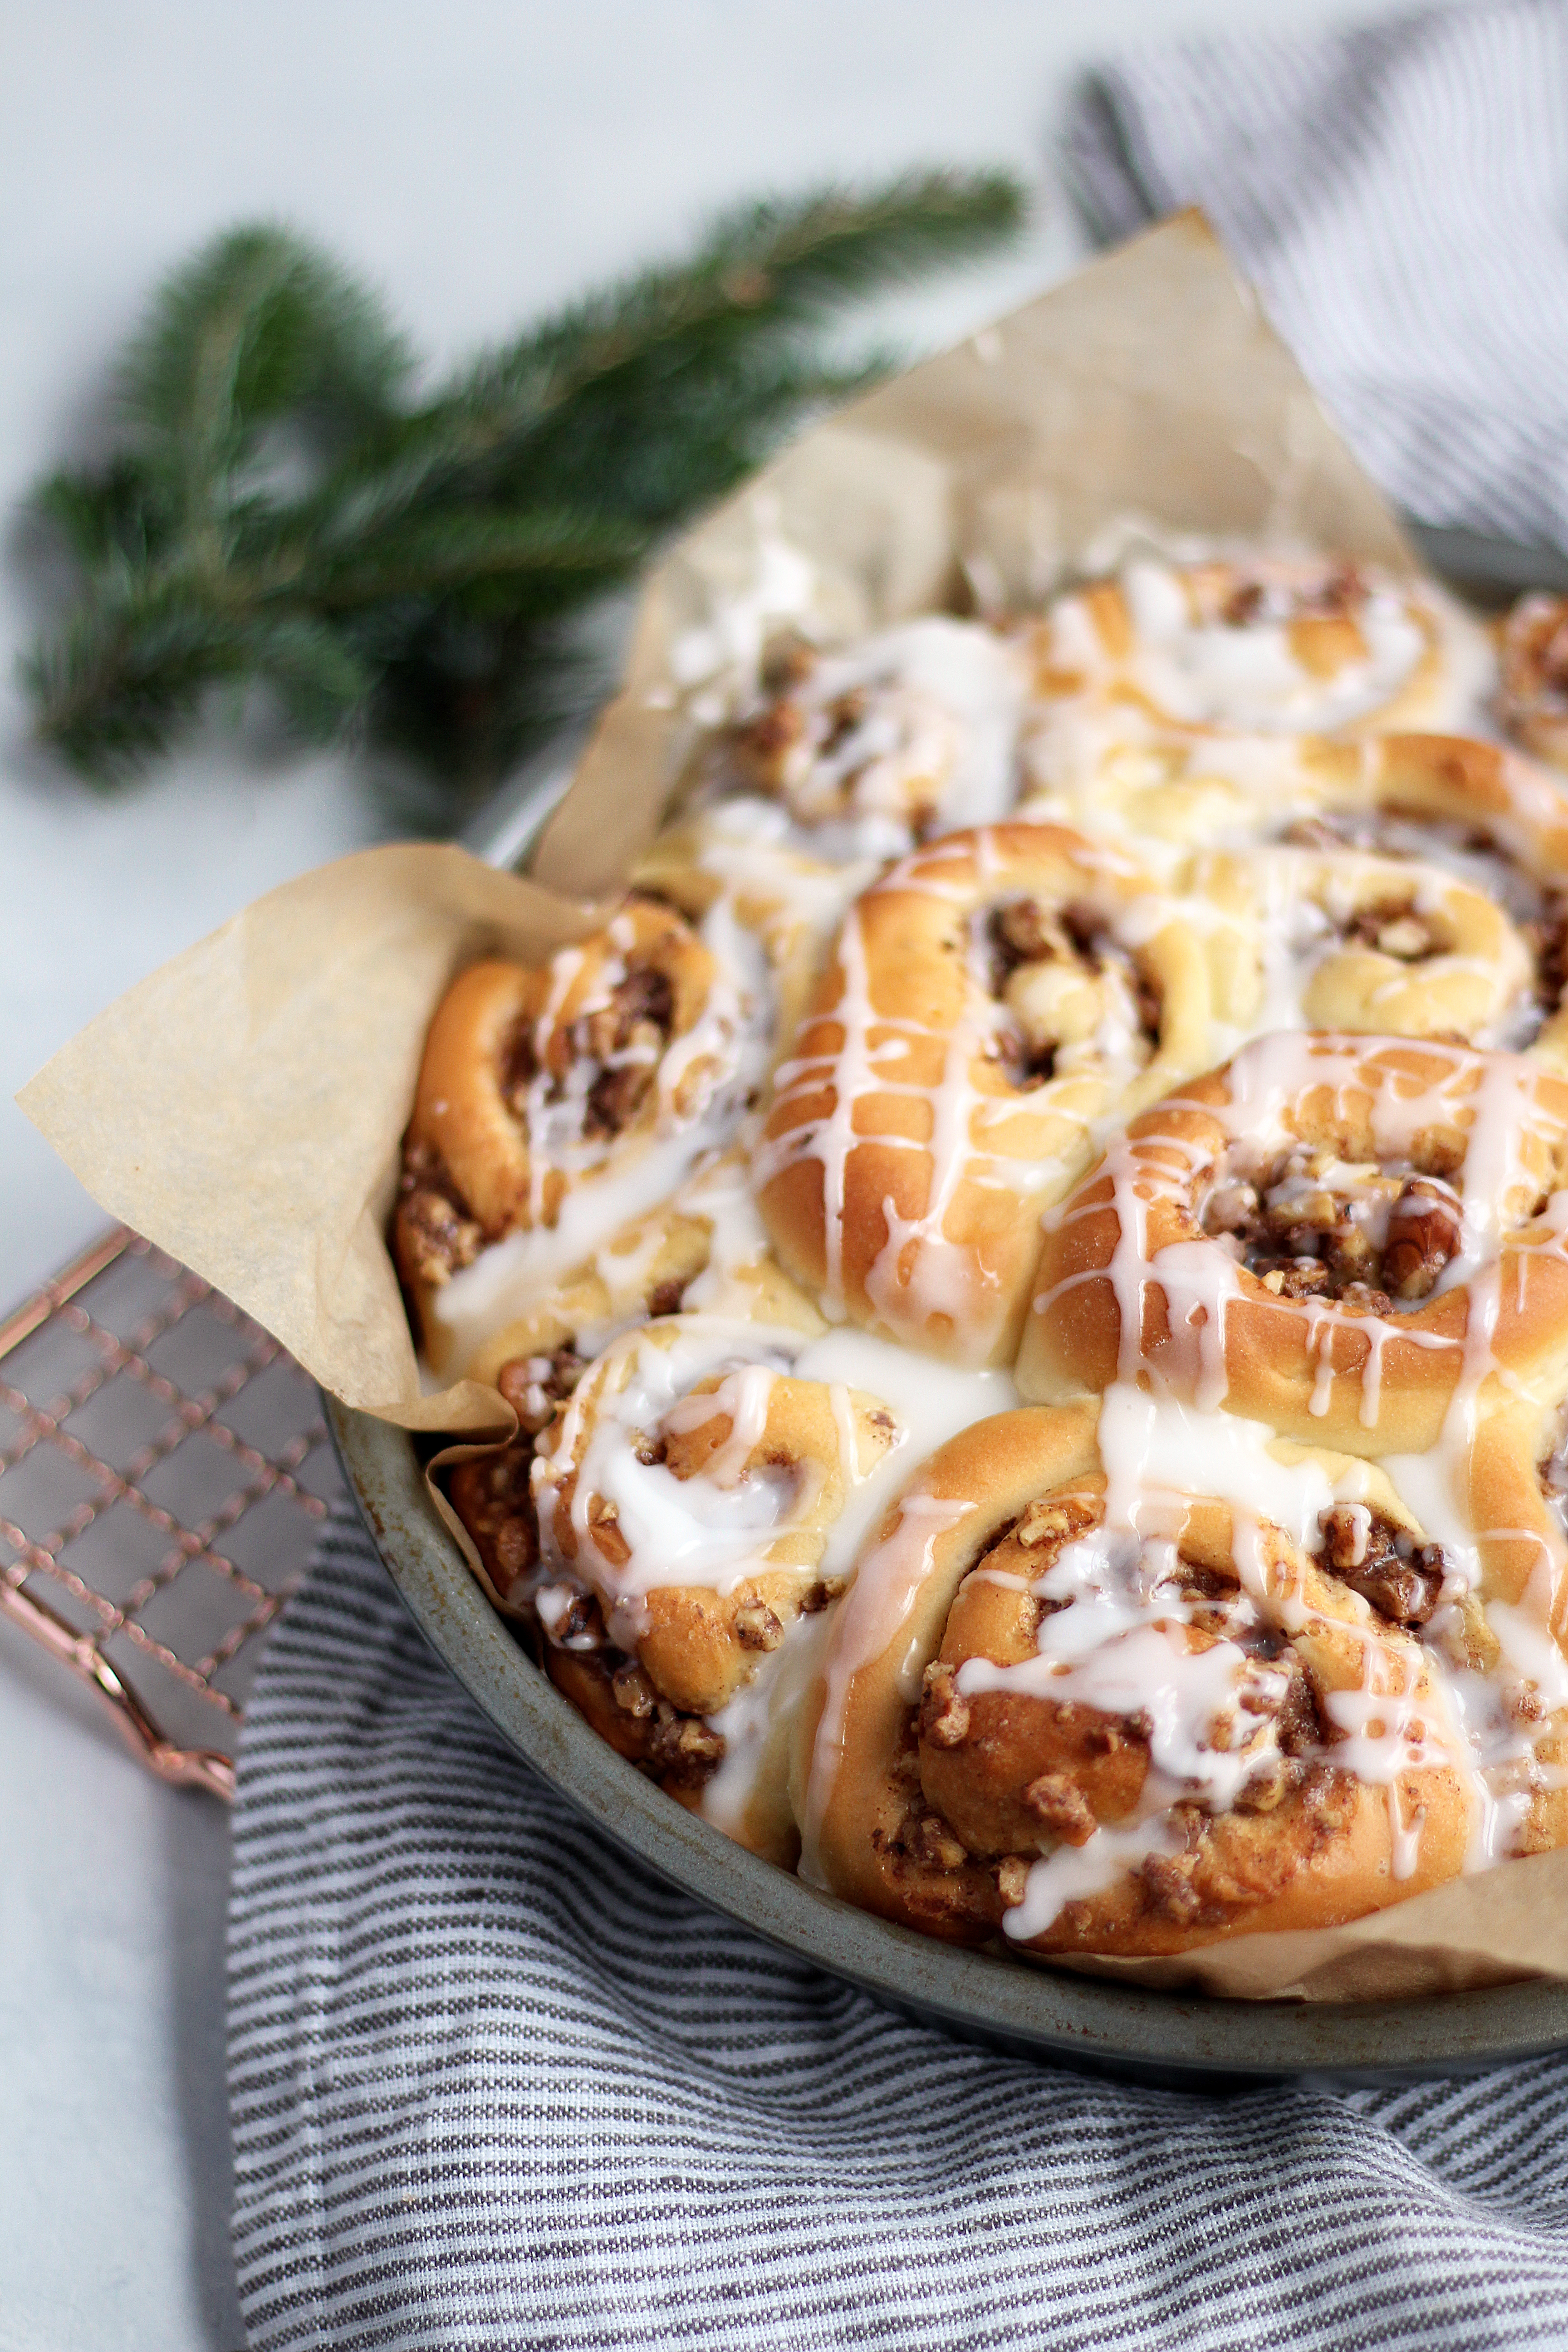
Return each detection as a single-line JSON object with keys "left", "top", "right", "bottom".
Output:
{"left": 1038, "top": 1032, "right": 1568, "bottom": 1431}
{"left": 533, "top": 1318, "right": 833, "bottom": 1645}
{"left": 1040, "top": 556, "right": 1492, "bottom": 736}
{"left": 755, "top": 833, "right": 1165, "bottom": 1362}
{"left": 1001, "top": 1384, "right": 1483, "bottom": 1941}
{"left": 431, "top": 899, "right": 770, "bottom": 1372}
{"left": 799, "top": 1488, "right": 975, "bottom": 1884}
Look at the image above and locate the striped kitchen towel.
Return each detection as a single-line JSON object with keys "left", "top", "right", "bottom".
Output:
{"left": 1066, "top": 0, "right": 1568, "bottom": 549}
{"left": 228, "top": 1513, "right": 1568, "bottom": 2351}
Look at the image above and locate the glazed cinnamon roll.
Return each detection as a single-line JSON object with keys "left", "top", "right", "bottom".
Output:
{"left": 753, "top": 823, "right": 1219, "bottom": 1367}
{"left": 1192, "top": 841, "right": 1534, "bottom": 1045}
{"left": 798, "top": 1406, "right": 1478, "bottom": 1955}
{"left": 460, "top": 1147, "right": 826, "bottom": 1396}
{"left": 526, "top": 1314, "right": 902, "bottom": 1862}
{"left": 394, "top": 898, "right": 761, "bottom": 1375}
{"left": 697, "top": 617, "right": 1030, "bottom": 861}
{"left": 632, "top": 808, "right": 864, "bottom": 1071}
{"left": 1499, "top": 593, "right": 1568, "bottom": 770}
{"left": 1029, "top": 555, "right": 1493, "bottom": 740}
{"left": 1018, "top": 1034, "right": 1568, "bottom": 1456}
{"left": 1193, "top": 732, "right": 1568, "bottom": 1055}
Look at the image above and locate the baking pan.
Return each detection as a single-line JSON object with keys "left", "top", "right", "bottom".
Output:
{"left": 329, "top": 1396, "right": 1568, "bottom": 2088}
{"left": 339, "top": 522, "right": 1568, "bottom": 2087}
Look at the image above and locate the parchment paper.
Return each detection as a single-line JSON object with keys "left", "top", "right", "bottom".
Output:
{"left": 21, "top": 214, "right": 1561, "bottom": 2000}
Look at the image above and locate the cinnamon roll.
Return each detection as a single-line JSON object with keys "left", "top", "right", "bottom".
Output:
{"left": 632, "top": 808, "right": 863, "bottom": 1069}
{"left": 798, "top": 1405, "right": 1477, "bottom": 1955}
{"left": 1499, "top": 593, "right": 1568, "bottom": 770}
{"left": 394, "top": 897, "right": 761, "bottom": 1375}
{"left": 753, "top": 823, "right": 1218, "bottom": 1367}
{"left": 1191, "top": 732, "right": 1568, "bottom": 1056}
{"left": 461, "top": 1148, "right": 825, "bottom": 1396}
{"left": 698, "top": 617, "right": 1029, "bottom": 861}
{"left": 1030, "top": 555, "right": 1493, "bottom": 740}
{"left": 1018, "top": 1034, "right": 1568, "bottom": 1456}
{"left": 526, "top": 1314, "right": 902, "bottom": 1861}
{"left": 1192, "top": 841, "right": 1534, "bottom": 1045}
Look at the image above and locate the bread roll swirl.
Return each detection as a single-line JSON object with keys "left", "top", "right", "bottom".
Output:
{"left": 1193, "top": 842, "right": 1534, "bottom": 1045}
{"left": 1500, "top": 593, "right": 1568, "bottom": 770}
{"left": 1030, "top": 556, "right": 1493, "bottom": 739}
{"left": 707, "top": 616, "right": 1029, "bottom": 860}
{"left": 797, "top": 1406, "right": 1477, "bottom": 1955}
{"left": 395, "top": 898, "right": 758, "bottom": 1373}
{"left": 1019, "top": 1034, "right": 1568, "bottom": 1455}
{"left": 754, "top": 823, "right": 1218, "bottom": 1366}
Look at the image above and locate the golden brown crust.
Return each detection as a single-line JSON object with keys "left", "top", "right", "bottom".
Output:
{"left": 393, "top": 900, "right": 739, "bottom": 1370}
{"left": 531, "top": 1317, "right": 898, "bottom": 1717}
{"left": 754, "top": 822, "right": 1216, "bottom": 1366}
{"left": 1193, "top": 841, "right": 1533, "bottom": 1045}
{"left": 798, "top": 1407, "right": 1474, "bottom": 1957}
{"left": 1017, "top": 1035, "right": 1568, "bottom": 1455}
{"left": 1028, "top": 558, "right": 1489, "bottom": 738}
{"left": 1499, "top": 595, "right": 1568, "bottom": 773}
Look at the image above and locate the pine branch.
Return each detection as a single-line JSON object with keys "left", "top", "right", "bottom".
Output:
{"left": 20, "top": 168, "right": 1028, "bottom": 819}
{"left": 122, "top": 224, "right": 411, "bottom": 521}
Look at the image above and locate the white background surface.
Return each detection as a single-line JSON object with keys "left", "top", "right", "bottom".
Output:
{"left": 0, "top": 3, "right": 1420, "bottom": 2345}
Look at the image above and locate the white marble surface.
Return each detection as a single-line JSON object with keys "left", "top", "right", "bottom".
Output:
{"left": 0, "top": 2, "right": 1416, "bottom": 2344}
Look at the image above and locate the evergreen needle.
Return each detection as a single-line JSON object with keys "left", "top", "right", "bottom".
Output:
{"left": 22, "top": 168, "right": 1027, "bottom": 823}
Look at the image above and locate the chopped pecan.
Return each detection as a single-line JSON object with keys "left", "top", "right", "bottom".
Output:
{"left": 1256, "top": 1256, "right": 1331, "bottom": 1299}
{"left": 734, "top": 1600, "right": 784, "bottom": 1651}
{"left": 910, "top": 1814, "right": 970, "bottom": 1872}
{"left": 1234, "top": 1755, "right": 1289, "bottom": 1814}
{"left": 647, "top": 1714, "right": 725, "bottom": 1788}
{"left": 918, "top": 1661, "right": 971, "bottom": 1749}
{"left": 1382, "top": 1177, "right": 1462, "bottom": 1301}
{"left": 394, "top": 1172, "right": 482, "bottom": 1287}
{"left": 1316, "top": 1506, "right": 1445, "bottom": 1628}
{"left": 1022, "top": 1771, "right": 1096, "bottom": 1846}
{"left": 995, "top": 1855, "right": 1032, "bottom": 1907}
{"left": 1139, "top": 1852, "right": 1204, "bottom": 1923}
{"left": 610, "top": 1661, "right": 657, "bottom": 1718}
{"left": 497, "top": 1346, "right": 586, "bottom": 1434}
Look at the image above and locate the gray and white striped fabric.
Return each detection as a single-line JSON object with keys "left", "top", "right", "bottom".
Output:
{"left": 1066, "top": 0, "right": 1568, "bottom": 548}
{"left": 229, "top": 1514, "right": 1568, "bottom": 2350}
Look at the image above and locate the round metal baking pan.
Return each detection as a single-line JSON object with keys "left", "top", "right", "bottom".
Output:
{"left": 380, "top": 519, "right": 1568, "bottom": 2087}
{"left": 329, "top": 1397, "right": 1568, "bottom": 2089}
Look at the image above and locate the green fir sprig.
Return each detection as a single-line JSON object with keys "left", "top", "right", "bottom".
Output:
{"left": 22, "top": 171, "right": 1027, "bottom": 823}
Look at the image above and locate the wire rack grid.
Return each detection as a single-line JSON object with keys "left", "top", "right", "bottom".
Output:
{"left": 0, "top": 1225, "right": 341, "bottom": 1798}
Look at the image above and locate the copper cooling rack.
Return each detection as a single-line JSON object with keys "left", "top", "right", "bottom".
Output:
{"left": 0, "top": 1226, "right": 340, "bottom": 1798}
